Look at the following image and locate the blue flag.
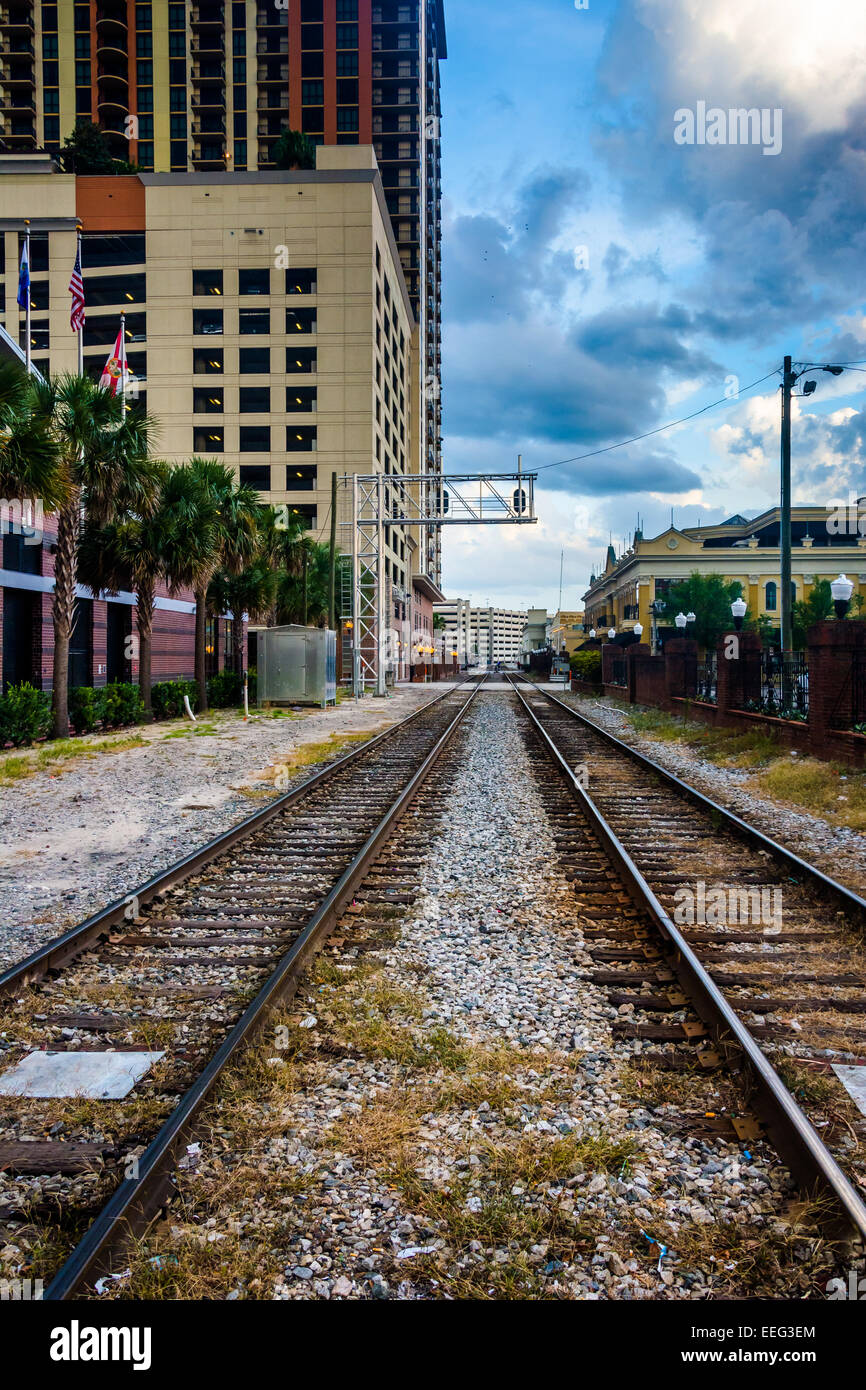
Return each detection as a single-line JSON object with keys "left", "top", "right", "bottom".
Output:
{"left": 17, "top": 238, "right": 30, "bottom": 310}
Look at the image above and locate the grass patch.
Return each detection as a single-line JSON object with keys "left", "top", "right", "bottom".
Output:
{"left": 0, "top": 732, "right": 148, "bottom": 781}
{"left": 751, "top": 759, "right": 866, "bottom": 830}
{"left": 628, "top": 709, "right": 782, "bottom": 768}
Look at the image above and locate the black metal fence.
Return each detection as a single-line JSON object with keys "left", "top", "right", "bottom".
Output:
{"left": 610, "top": 656, "right": 627, "bottom": 687}
{"left": 695, "top": 653, "right": 717, "bottom": 704}
{"left": 747, "top": 650, "right": 809, "bottom": 719}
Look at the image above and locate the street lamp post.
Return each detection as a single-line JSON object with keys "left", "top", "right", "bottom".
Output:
{"left": 675, "top": 612, "right": 687, "bottom": 635}
{"left": 731, "top": 597, "right": 747, "bottom": 631}
{"left": 832, "top": 573, "right": 854, "bottom": 620}
{"left": 779, "top": 357, "right": 844, "bottom": 653}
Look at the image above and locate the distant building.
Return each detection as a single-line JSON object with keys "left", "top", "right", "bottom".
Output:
{"left": 519, "top": 607, "right": 551, "bottom": 659}
{"left": 434, "top": 599, "right": 526, "bottom": 666}
{"left": 550, "top": 609, "right": 585, "bottom": 655}
{"left": 582, "top": 509, "right": 866, "bottom": 636}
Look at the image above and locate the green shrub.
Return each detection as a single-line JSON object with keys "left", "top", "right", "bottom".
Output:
{"left": 101, "top": 681, "right": 145, "bottom": 728}
{"left": 207, "top": 668, "right": 242, "bottom": 708}
{"left": 0, "top": 682, "right": 52, "bottom": 746}
{"left": 68, "top": 685, "right": 104, "bottom": 734}
{"left": 570, "top": 650, "right": 602, "bottom": 683}
{"left": 151, "top": 679, "right": 199, "bottom": 721}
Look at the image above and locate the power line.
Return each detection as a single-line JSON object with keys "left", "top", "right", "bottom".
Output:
{"left": 536, "top": 369, "right": 781, "bottom": 473}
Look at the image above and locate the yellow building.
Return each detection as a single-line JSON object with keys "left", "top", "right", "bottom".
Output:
{"left": 550, "top": 609, "right": 585, "bottom": 654}
{"left": 583, "top": 510, "right": 866, "bottom": 634}
{"left": 0, "top": 144, "right": 424, "bottom": 601}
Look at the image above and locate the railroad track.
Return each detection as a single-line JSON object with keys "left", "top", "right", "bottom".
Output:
{"left": 0, "top": 675, "right": 486, "bottom": 1299}
{"left": 508, "top": 673, "right": 866, "bottom": 1247}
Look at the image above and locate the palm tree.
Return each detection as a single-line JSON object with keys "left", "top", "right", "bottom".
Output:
{"left": 0, "top": 359, "right": 65, "bottom": 512}
{"left": 276, "top": 538, "right": 331, "bottom": 627}
{"left": 186, "top": 458, "right": 260, "bottom": 714}
{"left": 29, "top": 373, "right": 159, "bottom": 737}
{"left": 208, "top": 560, "right": 276, "bottom": 680}
{"left": 78, "top": 463, "right": 218, "bottom": 712}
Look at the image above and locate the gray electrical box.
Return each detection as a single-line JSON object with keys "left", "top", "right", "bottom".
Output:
{"left": 256, "top": 625, "right": 337, "bottom": 708}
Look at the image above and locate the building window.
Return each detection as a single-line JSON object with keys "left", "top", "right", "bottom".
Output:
{"left": 234, "top": 141, "right": 247, "bottom": 169}
{"left": 193, "top": 427, "right": 224, "bottom": 452}
{"left": 286, "top": 309, "right": 316, "bottom": 334}
{"left": 193, "top": 388, "right": 224, "bottom": 413}
{"left": 286, "top": 426, "right": 317, "bottom": 451}
{"left": 239, "top": 347, "right": 270, "bottom": 373}
{"left": 193, "top": 308, "right": 224, "bottom": 335}
{"left": 239, "top": 464, "right": 271, "bottom": 492}
{"left": 765, "top": 581, "right": 777, "bottom": 612}
{"left": 302, "top": 81, "right": 324, "bottom": 105}
{"left": 286, "top": 387, "right": 317, "bottom": 412}
{"left": 238, "top": 267, "right": 270, "bottom": 296}
{"left": 287, "top": 465, "right": 316, "bottom": 491}
{"left": 240, "top": 425, "right": 270, "bottom": 452}
{"left": 194, "top": 349, "right": 224, "bottom": 373}
{"left": 286, "top": 348, "right": 317, "bottom": 373}
{"left": 337, "top": 23, "right": 358, "bottom": 47}
{"left": 336, "top": 52, "right": 358, "bottom": 76}
{"left": 336, "top": 0, "right": 358, "bottom": 16}
{"left": 240, "top": 386, "right": 270, "bottom": 412}
{"left": 239, "top": 308, "right": 270, "bottom": 334}
{"left": 170, "top": 113, "right": 187, "bottom": 139}
{"left": 193, "top": 269, "right": 223, "bottom": 296}
{"left": 285, "top": 268, "right": 317, "bottom": 295}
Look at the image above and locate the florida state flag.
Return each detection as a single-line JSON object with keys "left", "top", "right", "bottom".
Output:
{"left": 99, "top": 327, "right": 125, "bottom": 396}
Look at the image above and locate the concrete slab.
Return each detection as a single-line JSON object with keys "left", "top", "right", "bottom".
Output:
{"left": 832, "top": 1064, "right": 866, "bottom": 1119}
{"left": 0, "top": 1050, "right": 165, "bottom": 1100}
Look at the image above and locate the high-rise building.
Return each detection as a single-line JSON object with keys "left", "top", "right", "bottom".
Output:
{"left": 0, "top": 0, "right": 446, "bottom": 582}
{"left": 1, "top": 146, "right": 422, "bottom": 662}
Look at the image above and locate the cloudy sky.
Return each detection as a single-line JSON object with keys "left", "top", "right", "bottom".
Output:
{"left": 437, "top": 0, "right": 866, "bottom": 613}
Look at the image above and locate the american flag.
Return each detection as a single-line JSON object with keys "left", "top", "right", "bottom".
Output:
{"left": 68, "top": 244, "right": 85, "bottom": 332}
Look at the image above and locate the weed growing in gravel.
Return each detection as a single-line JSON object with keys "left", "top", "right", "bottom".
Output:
{"left": 0, "top": 733, "right": 147, "bottom": 781}
{"left": 637, "top": 1203, "right": 838, "bottom": 1298}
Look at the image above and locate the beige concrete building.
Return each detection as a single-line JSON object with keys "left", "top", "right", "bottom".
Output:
{"left": 433, "top": 598, "right": 527, "bottom": 667}
{"left": 0, "top": 145, "right": 424, "bottom": 603}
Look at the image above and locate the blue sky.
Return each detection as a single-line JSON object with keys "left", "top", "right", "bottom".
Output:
{"left": 437, "top": 0, "right": 866, "bottom": 612}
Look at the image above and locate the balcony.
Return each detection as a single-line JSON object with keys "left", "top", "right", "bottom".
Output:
{"left": 96, "top": 54, "right": 129, "bottom": 85}
{"left": 0, "top": 115, "right": 35, "bottom": 141}
{"left": 192, "top": 89, "right": 226, "bottom": 111}
{"left": 257, "top": 63, "right": 288, "bottom": 83}
{"left": 191, "top": 119, "right": 225, "bottom": 136}
{"left": 0, "top": 7, "right": 35, "bottom": 31}
{"left": 192, "top": 145, "right": 227, "bottom": 169}
{"left": 256, "top": 6, "right": 285, "bottom": 27}
{"left": 190, "top": 36, "right": 225, "bottom": 57}
{"left": 256, "top": 38, "right": 287, "bottom": 55}
{"left": 0, "top": 62, "right": 34, "bottom": 85}
{"left": 95, "top": 7, "right": 128, "bottom": 33}
{"left": 0, "top": 92, "right": 34, "bottom": 114}
{"left": 0, "top": 37, "right": 33, "bottom": 56}
{"left": 256, "top": 94, "right": 287, "bottom": 111}
{"left": 190, "top": 6, "right": 224, "bottom": 24}
{"left": 191, "top": 63, "right": 225, "bottom": 83}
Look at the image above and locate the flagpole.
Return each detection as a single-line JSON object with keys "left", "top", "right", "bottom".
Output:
{"left": 119, "top": 311, "right": 126, "bottom": 408}
{"left": 76, "top": 223, "right": 84, "bottom": 376}
{"left": 23, "top": 220, "right": 31, "bottom": 375}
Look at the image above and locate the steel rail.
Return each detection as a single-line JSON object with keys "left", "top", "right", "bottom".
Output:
{"left": 509, "top": 676, "right": 866, "bottom": 1246}
{"left": 0, "top": 677, "right": 481, "bottom": 997}
{"left": 42, "top": 675, "right": 486, "bottom": 1298}
{"left": 510, "top": 675, "right": 866, "bottom": 927}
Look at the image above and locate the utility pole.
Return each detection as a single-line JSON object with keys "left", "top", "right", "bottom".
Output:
{"left": 327, "top": 470, "right": 337, "bottom": 632}
{"left": 780, "top": 355, "right": 794, "bottom": 652}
